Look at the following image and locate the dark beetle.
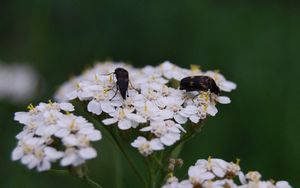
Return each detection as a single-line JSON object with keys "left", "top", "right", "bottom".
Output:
{"left": 112, "top": 67, "right": 129, "bottom": 100}
{"left": 179, "top": 76, "right": 220, "bottom": 95}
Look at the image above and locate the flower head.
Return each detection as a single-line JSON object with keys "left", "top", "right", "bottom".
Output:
{"left": 12, "top": 101, "right": 102, "bottom": 171}
{"left": 55, "top": 61, "right": 236, "bottom": 156}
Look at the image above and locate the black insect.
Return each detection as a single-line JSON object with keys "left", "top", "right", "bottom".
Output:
{"left": 111, "top": 67, "right": 129, "bottom": 100}
{"left": 179, "top": 76, "right": 220, "bottom": 95}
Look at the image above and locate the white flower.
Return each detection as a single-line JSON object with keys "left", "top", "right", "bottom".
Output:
{"left": 60, "top": 147, "right": 97, "bottom": 167}
{"left": 135, "top": 100, "right": 172, "bottom": 121}
{"left": 140, "top": 120, "right": 184, "bottom": 146}
{"left": 131, "top": 136, "right": 164, "bottom": 156}
{"left": 160, "top": 61, "right": 190, "bottom": 80}
{"left": 55, "top": 115, "right": 97, "bottom": 139}
{"left": 66, "top": 80, "right": 95, "bottom": 101}
{"left": 12, "top": 101, "right": 102, "bottom": 170}
{"left": 11, "top": 136, "right": 63, "bottom": 171}
{"left": 103, "top": 107, "right": 146, "bottom": 130}
{"left": 188, "top": 165, "right": 215, "bottom": 185}
{"left": 53, "top": 61, "right": 237, "bottom": 155}
{"left": 195, "top": 158, "right": 229, "bottom": 178}
{"left": 162, "top": 158, "right": 292, "bottom": 188}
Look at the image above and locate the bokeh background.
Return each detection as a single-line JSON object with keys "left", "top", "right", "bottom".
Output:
{"left": 1, "top": 0, "right": 299, "bottom": 187}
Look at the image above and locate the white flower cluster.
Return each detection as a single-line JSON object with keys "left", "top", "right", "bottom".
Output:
{"left": 12, "top": 101, "right": 102, "bottom": 171}
{"left": 55, "top": 61, "right": 236, "bottom": 156}
{"left": 162, "top": 157, "right": 292, "bottom": 188}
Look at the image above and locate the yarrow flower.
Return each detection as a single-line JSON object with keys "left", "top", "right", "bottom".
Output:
{"left": 55, "top": 61, "right": 236, "bottom": 156}
{"left": 11, "top": 61, "right": 293, "bottom": 188}
{"left": 12, "top": 101, "right": 102, "bottom": 171}
{"left": 162, "top": 157, "right": 292, "bottom": 188}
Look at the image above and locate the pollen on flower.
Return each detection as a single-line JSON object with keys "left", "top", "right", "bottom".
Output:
{"left": 190, "top": 64, "right": 201, "bottom": 73}
{"left": 27, "top": 104, "right": 35, "bottom": 111}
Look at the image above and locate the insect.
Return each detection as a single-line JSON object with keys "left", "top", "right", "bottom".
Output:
{"left": 179, "top": 76, "right": 220, "bottom": 95}
{"left": 111, "top": 67, "right": 129, "bottom": 100}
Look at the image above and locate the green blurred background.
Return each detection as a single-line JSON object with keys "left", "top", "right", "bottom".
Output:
{"left": 1, "top": 0, "right": 299, "bottom": 187}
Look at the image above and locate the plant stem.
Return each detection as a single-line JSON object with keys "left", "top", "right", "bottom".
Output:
{"left": 145, "top": 157, "right": 155, "bottom": 188}
{"left": 83, "top": 175, "right": 103, "bottom": 188}
{"left": 110, "top": 128, "right": 147, "bottom": 187}
{"left": 81, "top": 164, "right": 103, "bottom": 188}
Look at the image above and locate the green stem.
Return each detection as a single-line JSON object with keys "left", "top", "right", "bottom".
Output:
{"left": 112, "top": 144, "right": 123, "bottom": 188}
{"left": 110, "top": 128, "right": 147, "bottom": 187}
{"left": 153, "top": 154, "right": 163, "bottom": 169}
{"left": 83, "top": 175, "right": 103, "bottom": 188}
{"left": 145, "top": 157, "right": 155, "bottom": 188}
{"left": 81, "top": 164, "right": 103, "bottom": 188}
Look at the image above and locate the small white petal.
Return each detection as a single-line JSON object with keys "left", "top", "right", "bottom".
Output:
{"left": 150, "top": 139, "right": 164, "bottom": 150}
{"left": 276, "top": 181, "right": 292, "bottom": 188}
{"left": 127, "top": 113, "right": 146, "bottom": 123}
{"left": 118, "top": 119, "right": 132, "bottom": 130}
{"left": 140, "top": 126, "right": 152, "bottom": 132}
{"left": 182, "top": 105, "right": 198, "bottom": 115}
{"left": 44, "top": 147, "right": 64, "bottom": 160}
{"left": 88, "top": 130, "right": 102, "bottom": 141}
{"left": 161, "top": 133, "right": 179, "bottom": 146}
{"left": 61, "top": 153, "right": 77, "bottom": 166}
{"left": 102, "top": 118, "right": 118, "bottom": 125}
{"left": 21, "top": 154, "right": 34, "bottom": 165}
{"left": 238, "top": 172, "right": 247, "bottom": 185}
{"left": 190, "top": 115, "right": 200, "bottom": 124}
{"left": 87, "top": 100, "right": 102, "bottom": 115}
{"left": 200, "top": 172, "right": 215, "bottom": 180}
{"left": 219, "top": 81, "right": 237, "bottom": 92}
{"left": 63, "top": 135, "right": 79, "bottom": 146}
{"left": 12, "top": 147, "right": 24, "bottom": 160}
{"left": 79, "top": 147, "right": 97, "bottom": 159}
{"left": 217, "top": 96, "right": 231, "bottom": 104}
{"left": 207, "top": 105, "right": 218, "bottom": 116}
{"left": 101, "top": 101, "right": 115, "bottom": 113}
{"left": 174, "top": 114, "right": 188, "bottom": 124}
{"left": 37, "top": 160, "right": 51, "bottom": 172}
{"left": 131, "top": 136, "right": 146, "bottom": 148}
{"left": 59, "top": 103, "right": 74, "bottom": 111}
{"left": 54, "top": 128, "right": 70, "bottom": 138}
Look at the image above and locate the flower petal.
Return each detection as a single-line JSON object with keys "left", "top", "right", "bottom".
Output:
{"left": 79, "top": 147, "right": 97, "bottom": 159}
{"left": 102, "top": 118, "right": 118, "bottom": 125}
{"left": 118, "top": 119, "right": 132, "bottom": 130}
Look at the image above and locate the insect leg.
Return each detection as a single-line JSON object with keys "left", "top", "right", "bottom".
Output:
{"left": 129, "top": 80, "right": 139, "bottom": 91}
{"left": 100, "top": 72, "right": 114, "bottom": 76}
{"left": 192, "top": 93, "right": 200, "bottom": 102}
{"left": 110, "top": 86, "right": 119, "bottom": 101}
